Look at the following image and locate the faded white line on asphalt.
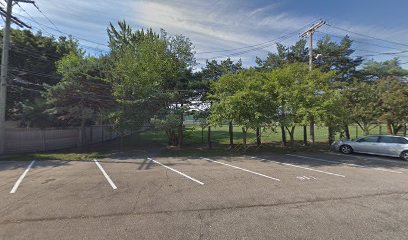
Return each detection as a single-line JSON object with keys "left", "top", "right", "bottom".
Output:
{"left": 287, "top": 154, "right": 403, "bottom": 174}
{"left": 94, "top": 159, "right": 117, "bottom": 189}
{"left": 202, "top": 157, "right": 280, "bottom": 181}
{"left": 252, "top": 157, "right": 345, "bottom": 178}
{"left": 328, "top": 152, "right": 406, "bottom": 164}
{"left": 148, "top": 158, "right": 204, "bottom": 185}
{"left": 10, "top": 160, "right": 35, "bottom": 193}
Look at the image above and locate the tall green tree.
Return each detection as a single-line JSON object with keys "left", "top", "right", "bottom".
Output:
{"left": 196, "top": 58, "right": 243, "bottom": 148}
{"left": 47, "top": 52, "right": 113, "bottom": 145}
{"left": 107, "top": 21, "right": 196, "bottom": 147}
{"left": 343, "top": 81, "right": 381, "bottom": 135}
{"left": 209, "top": 69, "right": 277, "bottom": 149}
{"left": 1, "top": 29, "right": 79, "bottom": 120}
{"left": 377, "top": 77, "right": 408, "bottom": 135}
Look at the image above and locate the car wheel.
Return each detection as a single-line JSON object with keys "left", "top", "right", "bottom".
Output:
{"left": 400, "top": 151, "right": 408, "bottom": 161}
{"left": 340, "top": 145, "right": 353, "bottom": 154}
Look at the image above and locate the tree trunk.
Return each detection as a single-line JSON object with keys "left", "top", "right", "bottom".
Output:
{"left": 303, "top": 125, "right": 307, "bottom": 145}
{"left": 285, "top": 126, "right": 295, "bottom": 145}
{"left": 289, "top": 126, "right": 295, "bottom": 145}
{"left": 404, "top": 123, "right": 407, "bottom": 137}
{"left": 344, "top": 125, "right": 350, "bottom": 140}
{"left": 242, "top": 127, "right": 247, "bottom": 150}
{"left": 256, "top": 127, "right": 261, "bottom": 147}
{"left": 281, "top": 125, "right": 287, "bottom": 146}
{"left": 387, "top": 119, "right": 393, "bottom": 135}
{"left": 328, "top": 126, "right": 335, "bottom": 145}
{"left": 310, "top": 117, "right": 315, "bottom": 144}
{"left": 362, "top": 125, "right": 370, "bottom": 136}
{"left": 393, "top": 124, "right": 403, "bottom": 135}
{"left": 229, "top": 121, "right": 234, "bottom": 148}
{"left": 207, "top": 126, "right": 212, "bottom": 149}
{"left": 201, "top": 127, "right": 204, "bottom": 144}
{"left": 178, "top": 105, "right": 184, "bottom": 148}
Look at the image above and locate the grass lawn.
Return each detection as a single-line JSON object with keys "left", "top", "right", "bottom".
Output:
{"left": 1, "top": 123, "right": 403, "bottom": 161}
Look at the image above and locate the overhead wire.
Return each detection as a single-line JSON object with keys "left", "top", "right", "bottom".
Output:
{"left": 326, "top": 23, "right": 408, "bottom": 48}
{"left": 196, "top": 19, "right": 321, "bottom": 55}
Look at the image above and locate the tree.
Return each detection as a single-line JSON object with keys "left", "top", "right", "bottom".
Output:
{"left": 361, "top": 58, "right": 408, "bottom": 81}
{"left": 343, "top": 81, "right": 381, "bottom": 135}
{"left": 313, "top": 35, "right": 364, "bottom": 141}
{"left": 107, "top": 21, "right": 196, "bottom": 147}
{"left": 256, "top": 40, "right": 308, "bottom": 69}
{"left": 47, "top": 52, "right": 114, "bottom": 145}
{"left": 314, "top": 35, "right": 363, "bottom": 83}
{"left": 209, "top": 69, "right": 278, "bottom": 149}
{"left": 377, "top": 77, "right": 408, "bottom": 135}
{"left": 256, "top": 40, "right": 311, "bottom": 144}
{"left": 1, "top": 29, "right": 79, "bottom": 120}
{"left": 198, "top": 58, "right": 243, "bottom": 148}
{"left": 263, "top": 63, "right": 336, "bottom": 145}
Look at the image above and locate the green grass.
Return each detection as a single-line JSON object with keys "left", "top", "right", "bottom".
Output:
{"left": 2, "top": 123, "right": 403, "bottom": 162}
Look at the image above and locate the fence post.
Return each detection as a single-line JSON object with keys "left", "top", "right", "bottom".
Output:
{"left": 42, "top": 129, "right": 46, "bottom": 151}
{"left": 78, "top": 128, "right": 82, "bottom": 147}
{"left": 90, "top": 126, "right": 93, "bottom": 144}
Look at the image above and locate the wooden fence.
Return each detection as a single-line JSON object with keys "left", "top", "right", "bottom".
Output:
{"left": 5, "top": 125, "right": 121, "bottom": 154}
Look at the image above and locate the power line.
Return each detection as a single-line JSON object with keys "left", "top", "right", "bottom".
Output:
{"left": 326, "top": 23, "right": 408, "bottom": 48}
{"left": 315, "top": 30, "right": 405, "bottom": 52}
{"left": 196, "top": 19, "right": 320, "bottom": 55}
{"left": 197, "top": 24, "right": 314, "bottom": 61}
{"left": 12, "top": 12, "right": 109, "bottom": 54}
{"left": 27, "top": 3, "right": 108, "bottom": 47}
{"left": 32, "top": 2, "right": 60, "bottom": 32}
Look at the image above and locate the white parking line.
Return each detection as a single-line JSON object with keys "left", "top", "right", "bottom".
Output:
{"left": 94, "top": 159, "right": 117, "bottom": 190}
{"left": 252, "top": 157, "right": 345, "bottom": 178}
{"left": 287, "top": 154, "right": 403, "bottom": 174}
{"left": 202, "top": 157, "right": 280, "bottom": 181}
{"left": 329, "top": 152, "right": 406, "bottom": 163}
{"left": 148, "top": 158, "right": 204, "bottom": 185}
{"left": 10, "top": 160, "right": 35, "bottom": 193}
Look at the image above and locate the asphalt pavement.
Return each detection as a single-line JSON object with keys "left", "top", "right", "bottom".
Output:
{"left": 1, "top": 151, "right": 408, "bottom": 239}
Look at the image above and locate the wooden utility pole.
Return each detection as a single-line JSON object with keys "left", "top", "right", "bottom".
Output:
{"left": 0, "top": 0, "right": 34, "bottom": 154}
{"left": 299, "top": 19, "right": 326, "bottom": 145}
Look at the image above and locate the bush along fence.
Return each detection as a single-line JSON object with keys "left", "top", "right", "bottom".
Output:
{"left": 4, "top": 125, "right": 126, "bottom": 154}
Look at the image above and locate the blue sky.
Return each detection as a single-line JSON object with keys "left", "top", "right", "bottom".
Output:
{"left": 12, "top": 0, "right": 408, "bottom": 69}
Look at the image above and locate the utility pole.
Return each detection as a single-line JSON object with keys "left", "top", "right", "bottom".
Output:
{"left": 299, "top": 19, "right": 326, "bottom": 145}
{"left": 0, "top": 0, "right": 34, "bottom": 154}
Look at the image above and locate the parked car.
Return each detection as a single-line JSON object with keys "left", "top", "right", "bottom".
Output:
{"left": 331, "top": 135, "right": 408, "bottom": 161}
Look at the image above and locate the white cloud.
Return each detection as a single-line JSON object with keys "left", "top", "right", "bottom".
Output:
{"left": 11, "top": 0, "right": 408, "bottom": 67}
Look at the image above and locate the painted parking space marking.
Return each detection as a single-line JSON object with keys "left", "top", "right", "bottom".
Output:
{"left": 202, "top": 157, "right": 280, "bottom": 181}
{"left": 287, "top": 154, "right": 403, "bottom": 174}
{"left": 10, "top": 160, "right": 35, "bottom": 193}
{"left": 94, "top": 159, "right": 117, "bottom": 189}
{"left": 148, "top": 158, "right": 204, "bottom": 185}
{"left": 296, "top": 176, "right": 317, "bottom": 181}
{"left": 252, "top": 157, "right": 346, "bottom": 178}
{"left": 328, "top": 152, "right": 406, "bottom": 164}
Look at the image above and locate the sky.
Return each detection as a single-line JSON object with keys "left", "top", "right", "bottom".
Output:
{"left": 11, "top": 0, "right": 408, "bottom": 69}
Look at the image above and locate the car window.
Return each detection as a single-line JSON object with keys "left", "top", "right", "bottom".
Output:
{"left": 380, "top": 136, "right": 408, "bottom": 144}
{"left": 356, "top": 136, "right": 379, "bottom": 143}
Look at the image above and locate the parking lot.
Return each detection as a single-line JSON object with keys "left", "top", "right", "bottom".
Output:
{"left": 1, "top": 152, "right": 408, "bottom": 239}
